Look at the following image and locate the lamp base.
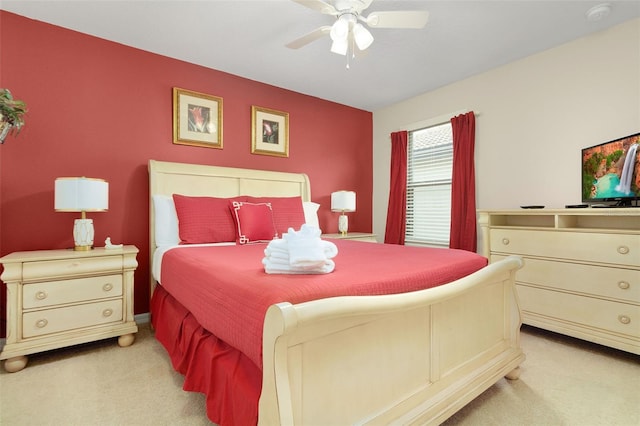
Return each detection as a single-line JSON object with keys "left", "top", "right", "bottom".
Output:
{"left": 73, "top": 218, "right": 95, "bottom": 251}
{"left": 338, "top": 214, "right": 348, "bottom": 236}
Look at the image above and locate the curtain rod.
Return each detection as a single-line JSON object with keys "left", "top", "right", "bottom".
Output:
{"left": 396, "top": 110, "right": 480, "bottom": 133}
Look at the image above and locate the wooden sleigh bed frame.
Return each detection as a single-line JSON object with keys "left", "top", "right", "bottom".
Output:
{"left": 149, "top": 159, "right": 525, "bottom": 425}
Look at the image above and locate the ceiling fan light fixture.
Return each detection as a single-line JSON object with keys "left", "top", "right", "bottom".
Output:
{"left": 330, "top": 14, "right": 352, "bottom": 41}
{"left": 287, "top": 1, "right": 430, "bottom": 64}
{"left": 353, "top": 23, "right": 374, "bottom": 50}
{"left": 331, "top": 38, "right": 348, "bottom": 55}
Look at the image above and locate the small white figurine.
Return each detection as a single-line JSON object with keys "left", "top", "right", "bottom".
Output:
{"left": 105, "top": 237, "right": 123, "bottom": 249}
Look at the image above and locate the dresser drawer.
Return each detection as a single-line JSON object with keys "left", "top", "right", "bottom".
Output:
{"left": 22, "top": 256, "right": 123, "bottom": 281}
{"left": 490, "top": 229, "right": 639, "bottom": 266}
{"left": 22, "top": 299, "right": 123, "bottom": 338}
{"left": 22, "top": 274, "right": 123, "bottom": 309}
{"left": 492, "top": 255, "right": 639, "bottom": 303}
{"left": 517, "top": 285, "right": 640, "bottom": 338}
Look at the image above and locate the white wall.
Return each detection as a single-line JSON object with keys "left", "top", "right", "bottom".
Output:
{"left": 373, "top": 18, "right": 640, "bottom": 244}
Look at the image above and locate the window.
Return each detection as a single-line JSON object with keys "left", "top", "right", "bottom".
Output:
{"left": 405, "top": 122, "right": 453, "bottom": 247}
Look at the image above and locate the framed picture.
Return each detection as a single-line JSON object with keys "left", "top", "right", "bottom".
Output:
{"left": 173, "top": 87, "right": 223, "bottom": 148}
{"left": 251, "top": 106, "right": 289, "bottom": 157}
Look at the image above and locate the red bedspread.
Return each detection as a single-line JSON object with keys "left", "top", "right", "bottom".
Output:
{"left": 159, "top": 239, "right": 488, "bottom": 370}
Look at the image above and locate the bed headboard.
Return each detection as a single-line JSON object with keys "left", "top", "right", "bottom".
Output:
{"left": 148, "top": 160, "right": 311, "bottom": 290}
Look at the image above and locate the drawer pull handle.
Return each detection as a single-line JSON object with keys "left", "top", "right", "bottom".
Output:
{"left": 103, "top": 283, "right": 113, "bottom": 292}
{"left": 502, "top": 238, "right": 510, "bottom": 245}
{"left": 103, "top": 309, "right": 113, "bottom": 318}
{"left": 36, "top": 319, "right": 48, "bottom": 328}
{"left": 35, "top": 291, "right": 48, "bottom": 300}
{"left": 618, "top": 315, "right": 631, "bottom": 325}
{"left": 618, "top": 281, "right": 630, "bottom": 290}
{"left": 617, "top": 245, "right": 629, "bottom": 255}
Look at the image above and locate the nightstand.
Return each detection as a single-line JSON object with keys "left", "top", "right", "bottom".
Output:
{"left": 322, "top": 232, "right": 378, "bottom": 243}
{"left": 0, "top": 245, "right": 139, "bottom": 372}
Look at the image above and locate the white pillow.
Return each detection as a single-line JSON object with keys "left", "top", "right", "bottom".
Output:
{"left": 303, "top": 201, "right": 320, "bottom": 229}
{"left": 152, "top": 195, "right": 180, "bottom": 247}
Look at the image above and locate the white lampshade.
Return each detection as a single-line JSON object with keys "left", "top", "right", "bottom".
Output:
{"left": 330, "top": 14, "right": 352, "bottom": 42}
{"left": 55, "top": 177, "right": 108, "bottom": 251}
{"left": 353, "top": 23, "right": 374, "bottom": 51}
{"left": 331, "top": 38, "right": 349, "bottom": 56}
{"left": 55, "top": 177, "right": 109, "bottom": 212}
{"left": 331, "top": 191, "right": 356, "bottom": 212}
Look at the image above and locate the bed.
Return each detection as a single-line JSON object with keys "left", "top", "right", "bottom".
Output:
{"left": 148, "top": 159, "right": 525, "bottom": 425}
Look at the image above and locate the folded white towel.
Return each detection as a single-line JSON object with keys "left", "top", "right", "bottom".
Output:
{"left": 288, "top": 224, "right": 322, "bottom": 239}
{"left": 263, "top": 258, "right": 335, "bottom": 274}
{"left": 264, "top": 248, "right": 289, "bottom": 262}
{"left": 266, "top": 238, "right": 288, "bottom": 252}
{"left": 262, "top": 256, "right": 289, "bottom": 267}
{"left": 284, "top": 224, "right": 337, "bottom": 269}
{"left": 262, "top": 256, "right": 334, "bottom": 272}
{"left": 287, "top": 240, "right": 326, "bottom": 268}
{"left": 262, "top": 225, "right": 338, "bottom": 275}
{"left": 321, "top": 240, "right": 338, "bottom": 259}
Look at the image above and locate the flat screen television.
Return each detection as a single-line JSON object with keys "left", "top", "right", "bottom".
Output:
{"left": 581, "top": 132, "right": 640, "bottom": 207}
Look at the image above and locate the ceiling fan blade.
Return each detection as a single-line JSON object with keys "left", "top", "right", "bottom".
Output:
{"left": 364, "top": 10, "right": 429, "bottom": 28}
{"left": 286, "top": 26, "right": 332, "bottom": 49}
{"left": 355, "top": 0, "right": 374, "bottom": 11}
{"left": 290, "top": 0, "right": 337, "bottom": 15}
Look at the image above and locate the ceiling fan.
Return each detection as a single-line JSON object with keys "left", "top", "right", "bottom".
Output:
{"left": 286, "top": 0, "right": 429, "bottom": 56}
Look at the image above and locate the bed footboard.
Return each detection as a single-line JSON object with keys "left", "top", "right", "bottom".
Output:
{"left": 259, "top": 255, "right": 525, "bottom": 425}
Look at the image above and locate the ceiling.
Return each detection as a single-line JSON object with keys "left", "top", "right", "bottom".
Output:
{"left": 2, "top": 0, "right": 639, "bottom": 111}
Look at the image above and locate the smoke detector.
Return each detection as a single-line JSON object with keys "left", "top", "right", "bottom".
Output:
{"left": 586, "top": 3, "right": 611, "bottom": 22}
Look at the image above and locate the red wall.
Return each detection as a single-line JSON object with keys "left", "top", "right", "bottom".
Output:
{"left": 0, "top": 12, "right": 373, "bottom": 330}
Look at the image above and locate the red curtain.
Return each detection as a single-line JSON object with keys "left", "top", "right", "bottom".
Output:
{"left": 384, "top": 131, "right": 408, "bottom": 244}
{"left": 449, "top": 112, "right": 477, "bottom": 252}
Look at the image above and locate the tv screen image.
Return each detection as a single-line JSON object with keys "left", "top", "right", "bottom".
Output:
{"left": 581, "top": 132, "right": 640, "bottom": 206}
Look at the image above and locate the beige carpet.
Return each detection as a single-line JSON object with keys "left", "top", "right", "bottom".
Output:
{"left": 1, "top": 323, "right": 638, "bottom": 425}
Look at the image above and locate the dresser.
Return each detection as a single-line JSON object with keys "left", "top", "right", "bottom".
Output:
{"left": 478, "top": 209, "right": 639, "bottom": 354}
{"left": 322, "top": 232, "right": 378, "bottom": 242}
{"left": 0, "top": 245, "right": 139, "bottom": 372}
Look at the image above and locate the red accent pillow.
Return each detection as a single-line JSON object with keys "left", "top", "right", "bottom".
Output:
{"left": 230, "top": 201, "right": 277, "bottom": 244}
{"left": 172, "top": 194, "right": 245, "bottom": 244}
{"left": 245, "top": 196, "right": 305, "bottom": 237}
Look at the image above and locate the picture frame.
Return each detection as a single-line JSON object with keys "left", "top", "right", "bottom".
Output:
{"left": 251, "top": 106, "right": 289, "bottom": 157}
{"left": 173, "top": 87, "right": 223, "bottom": 149}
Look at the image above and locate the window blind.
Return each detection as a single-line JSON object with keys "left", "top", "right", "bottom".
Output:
{"left": 406, "top": 122, "right": 453, "bottom": 247}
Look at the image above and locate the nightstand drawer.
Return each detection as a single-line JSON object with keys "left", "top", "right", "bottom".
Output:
{"left": 22, "top": 256, "right": 123, "bottom": 281}
{"left": 344, "top": 235, "right": 377, "bottom": 242}
{"left": 322, "top": 232, "right": 377, "bottom": 242}
{"left": 23, "top": 300, "right": 124, "bottom": 338}
{"left": 23, "top": 274, "right": 123, "bottom": 309}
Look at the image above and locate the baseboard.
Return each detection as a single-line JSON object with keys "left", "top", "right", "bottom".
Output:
{"left": 135, "top": 312, "right": 151, "bottom": 324}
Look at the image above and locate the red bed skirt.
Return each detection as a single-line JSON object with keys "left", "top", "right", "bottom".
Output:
{"left": 151, "top": 284, "right": 261, "bottom": 426}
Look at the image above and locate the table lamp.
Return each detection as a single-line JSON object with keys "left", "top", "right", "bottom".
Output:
{"left": 331, "top": 190, "right": 356, "bottom": 236}
{"left": 55, "top": 177, "right": 109, "bottom": 251}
